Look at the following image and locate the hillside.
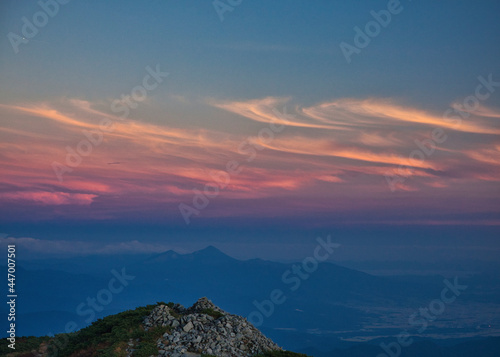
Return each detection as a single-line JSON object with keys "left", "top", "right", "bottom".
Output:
{"left": 2, "top": 298, "right": 308, "bottom": 357}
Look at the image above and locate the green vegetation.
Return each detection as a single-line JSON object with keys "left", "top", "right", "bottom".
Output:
{"left": 0, "top": 336, "right": 51, "bottom": 356}
{"left": 200, "top": 307, "right": 224, "bottom": 319}
{"left": 133, "top": 341, "right": 158, "bottom": 357}
{"left": 1, "top": 301, "right": 308, "bottom": 357}
{"left": 45, "top": 302, "right": 172, "bottom": 357}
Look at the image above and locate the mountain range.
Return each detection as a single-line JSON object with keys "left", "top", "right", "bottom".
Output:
{"left": 2, "top": 246, "right": 500, "bottom": 355}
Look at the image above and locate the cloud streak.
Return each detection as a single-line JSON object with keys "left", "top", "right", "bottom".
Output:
{"left": 0, "top": 235, "right": 176, "bottom": 255}
{"left": 0, "top": 96, "right": 499, "bottom": 224}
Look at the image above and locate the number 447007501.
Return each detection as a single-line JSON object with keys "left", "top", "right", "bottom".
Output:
{"left": 7, "top": 245, "right": 15, "bottom": 294}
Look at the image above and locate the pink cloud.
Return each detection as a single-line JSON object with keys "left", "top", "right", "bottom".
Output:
{"left": 0, "top": 191, "right": 97, "bottom": 205}
{"left": 0, "top": 97, "right": 499, "bottom": 223}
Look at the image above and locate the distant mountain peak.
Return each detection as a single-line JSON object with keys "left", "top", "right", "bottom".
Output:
{"left": 194, "top": 245, "right": 227, "bottom": 256}
{"left": 144, "top": 245, "right": 233, "bottom": 265}
{"left": 144, "top": 249, "right": 181, "bottom": 263}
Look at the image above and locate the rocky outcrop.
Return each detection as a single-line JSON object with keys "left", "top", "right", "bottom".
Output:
{"left": 143, "top": 297, "right": 282, "bottom": 356}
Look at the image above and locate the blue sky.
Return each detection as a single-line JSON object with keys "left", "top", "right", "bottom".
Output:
{"left": 2, "top": 0, "right": 499, "bottom": 105}
{"left": 0, "top": 0, "right": 499, "bottom": 262}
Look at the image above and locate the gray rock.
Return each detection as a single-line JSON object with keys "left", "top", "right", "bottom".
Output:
{"left": 143, "top": 297, "right": 282, "bottom": 357}
{"left": 183, "top": 321, "right": 194, "bottom": 332}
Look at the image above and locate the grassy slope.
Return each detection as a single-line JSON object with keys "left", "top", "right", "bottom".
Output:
{"left": 2, "top": 302, "right": 308, "bottom": 357}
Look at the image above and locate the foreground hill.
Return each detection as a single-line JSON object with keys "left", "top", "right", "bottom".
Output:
{"left": 4, "top": 297, "right": 500, "bottom": 357}
{"left": 2, "top": 298, "right": 307, "bottom": 357}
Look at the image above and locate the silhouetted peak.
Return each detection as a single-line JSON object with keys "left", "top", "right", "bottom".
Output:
{"left": 193, "top": 245, "right": 228, "bottom": 258}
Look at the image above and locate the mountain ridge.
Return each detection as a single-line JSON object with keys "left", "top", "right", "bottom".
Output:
{"left": 2, "top": 298, "right": 308, "bottom": 357}
{"left": 143, "top": 246, "right": 237, "bottom": 265}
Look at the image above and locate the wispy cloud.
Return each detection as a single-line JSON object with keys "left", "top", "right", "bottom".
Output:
{"left": 0, "top": 191, "right": 97, "bottom": 205}
{"left": 0, "top": 96, "right": 499, "bottom": 223}
{"left": 0, "top": 235, "right": 175, "bottom": 255}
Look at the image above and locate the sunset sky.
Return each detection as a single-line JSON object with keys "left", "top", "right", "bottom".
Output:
{"left": 1, "top": 0, "right": 499, "bottom": 262}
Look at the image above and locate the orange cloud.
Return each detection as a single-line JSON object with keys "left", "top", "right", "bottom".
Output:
{"left": 212, "top": 97, "right": 500, "bottom": 135}
{"left": 326, "top": 99, "right": 500, "bottom": 134}
{"left": 465, "top": 145, "right": 500, "bottom": 167}
{"left": 1, "top": 96, "right": 499, "bottom": 221}
{"left": 250, "top": 136, "right": 438, "bottom": 170}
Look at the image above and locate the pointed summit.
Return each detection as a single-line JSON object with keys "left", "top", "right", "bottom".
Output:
{"left": 141, "top": 245, "right": 236, "bottom": 266}
{"left": 145, "top": 298, "right": 282, "bottom": 355}
{"left": 196, "top": 245, "right": 224, "bottom": 255}
{"left": 188, "top": 296, "right": 225, "bottom": 314}
{"left": 144, "top": 249, "right": 181, "bottom": 264}
{"left": 191, "top": 245, "right": 233, "bottom": 261}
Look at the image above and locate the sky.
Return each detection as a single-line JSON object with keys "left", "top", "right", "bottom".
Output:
{"left": 0, "top": 0, "right": 499, "bottom": 264}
